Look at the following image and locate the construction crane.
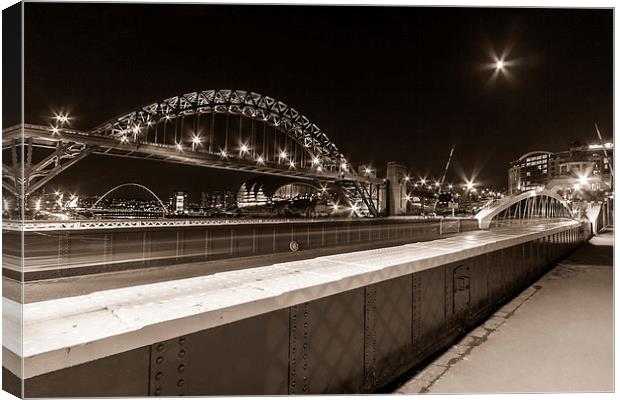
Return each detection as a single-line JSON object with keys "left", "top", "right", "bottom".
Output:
{"left": 433, "top": 145, "right": 455, "bottom": 212}
{"left": 594, "top": 123, "right": 614, "bottom": 185}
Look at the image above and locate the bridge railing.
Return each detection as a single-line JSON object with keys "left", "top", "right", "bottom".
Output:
{"left": 4, "top": 217, "right": 479, "bottom": 281}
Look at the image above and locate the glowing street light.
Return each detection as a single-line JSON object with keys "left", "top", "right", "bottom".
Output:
{"left": 239, "top": 143, "right": 250, "bottom": 154}
{"left": 312, "top": 156, "right": 321, "bottom": 165}
{"left": 289, "top": 160, "right": 296, "bottom": 169}
{"left": 578, "top": 175, "right": 589, "bottom": 186}
{"left": 120, "top": 135, "right": 129, "bottom": 144}
{"left": 365, "top": 167, "right": 373, "bottom": 175}
{"left": 220, "top": 149, "right": 228, "bottom": 158}
{"left": 495, "top": 60, "right": 504, "bottom": 70}
{"left": 54, "top": 112, "right": 71, "bottom": 126}
{"left": 175, "top": 142, "right": 183, "bottom": 151}
{"left": 279, "top": 150, "right": 288, "bottom": 160}
{"left": 466, "top": 181, "right": 475, "bottom": 190}
{"left": 256, "top": 156, "right": 265, "bottom": 165}
{"left": 51, "top": 126, "right": 60, "bottom": 134}
{"left": 191, "top": 135, "right": 202, "bottom": 149}
{"left": 435, "top": 182, "right": 441, "bottom": 187}
{"left": 420, "top": 178, "right": 426, "bottom": 185}
{"left": 448, "top": 184, "right": 453, "bottom": 190}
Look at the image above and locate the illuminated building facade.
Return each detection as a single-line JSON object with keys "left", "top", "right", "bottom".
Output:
{"left": 170, "top": 192, "right": 188, "bottom": 214}
{"left": 508, "top": 141, "right": 613, "bottom": 200}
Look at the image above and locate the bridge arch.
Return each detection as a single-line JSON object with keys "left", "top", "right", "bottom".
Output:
{"left": 475, "top": 189, "right": 574, "bottom": 229}
{"left": 89, "top": 89, "right": 347, "bottom": 170}
{"left": 91, "top": 183, "right": 169, "bottom": 214}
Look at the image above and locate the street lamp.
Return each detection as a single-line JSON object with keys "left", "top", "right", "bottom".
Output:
{"left": 191, "top": 135, "right": 201, "bottom": 150}
{"left": 54, "top": 112, "right": 71, "bottom": 126}
{"left": 495, "top": 60, "right": 504, "bottom": 70}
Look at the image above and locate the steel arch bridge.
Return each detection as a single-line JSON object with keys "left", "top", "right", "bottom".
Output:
{"left": 90, "top": 183, "right": 169, "bottom": 214}
{"left": 2, "top": 89, "right": 383, "bottom": 217}
{"left": 475, "top": 189, "right": 575, "bottom": 229}
{"left": 90, "top": 89, "right": 347, "bottom": 168}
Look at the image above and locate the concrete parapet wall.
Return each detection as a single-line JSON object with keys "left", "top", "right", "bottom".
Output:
{"left": 3, "top": 221, "right": 587, "bottom": 397}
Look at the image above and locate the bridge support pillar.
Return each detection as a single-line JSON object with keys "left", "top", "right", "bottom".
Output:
{"left": 387, "top": 162, "right": 407, "bottom": 216}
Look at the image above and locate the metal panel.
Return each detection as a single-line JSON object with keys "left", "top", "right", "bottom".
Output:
{"left": 233, "top": 226, "right": 254, "bottom": 256}
{"left": 186, "top": 308, "right": 289, "bottom": 395}
{"left": 469, "top": 255, "right": 489, "bottom": 313}
{"left": 275, "top": 225, "right": 294, "bottom": 252}
{"left": 255, "top": 225, "right": 275, "bottom": 254}
{"left": 486, "top": 250, "right": 503, "bottom": 303}
{"left": 291, "top": 223, "right": 310, "bottom": 250}
{"left": 412, "top": 265, "right": 446, "bottom": 359}
{"left": 2, "top": 367, "right": 22, "bottom": 398}
{"left": 149, "top": 336, "right": 189, "bottom": 396}
{"left": 290, "top": 288, "right": 365, "bottom": 394}
{"left": 180, "top": 228, "right": 207, "bottom": 259}
{"left": 208, "top": 227, "right": 232, "bottom": 258}
{"left": 364, "top": 275, "right": 413, "bottom": 389}
{"left": 25, "top": 347, "right": 150, "bottom": 397}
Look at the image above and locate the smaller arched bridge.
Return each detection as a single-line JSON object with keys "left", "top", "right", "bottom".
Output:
{"left": 475, "top": 189, "right": 575, "bottom": 229}
{"left": 90, "top": 183, "right": 169, "bottom": 215}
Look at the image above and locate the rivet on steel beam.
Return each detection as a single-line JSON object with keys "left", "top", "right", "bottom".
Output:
{"left": 155, "top": 372, "right": 163, "bottom": 380}
{"left": 177, "top": 379, "right": 185, "bottom": 387}
{"left": 177, "top": 364, "right": 185, "bottom": 372}
{"left": 156, "top": 356, "right": 164, "bottom": 364}
{"left": 154, "top": 388, "right": 162, "bottom": 396}
{"left": 179, "top": 338, "right": 186, "bottom": 346}
{"left": 178, "top": 350, "right": 186, "bottom": 358}
{"left": 156, "top": 343, "right": 165, "bottom": 351}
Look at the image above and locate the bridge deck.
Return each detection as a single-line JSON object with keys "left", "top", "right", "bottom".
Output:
{"left": 3, "top": 220, "right": 579, "bottom": 380}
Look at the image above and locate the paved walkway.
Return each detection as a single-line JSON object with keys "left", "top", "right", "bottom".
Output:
{"left": 396, "top": 230, "right": 614, "bottom": 394}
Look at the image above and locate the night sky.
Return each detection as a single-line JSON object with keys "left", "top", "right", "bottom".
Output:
{"left": 20, "top": 4, "right": 613, "bottom": 200}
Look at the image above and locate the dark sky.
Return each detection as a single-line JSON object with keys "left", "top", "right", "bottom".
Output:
{"left": 21, "top": 4, "right": 613, "bottom": 200}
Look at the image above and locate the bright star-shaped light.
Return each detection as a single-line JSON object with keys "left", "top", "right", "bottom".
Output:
{"left": 495, "top": 60, "right": 504, "bottom": 70}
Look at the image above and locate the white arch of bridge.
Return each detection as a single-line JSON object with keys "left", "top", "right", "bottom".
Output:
{"left": 90, "top": 183, "right": 169, "bottom": 214}
{"left": 475, "top": 189, "right": 574, "bottom": 229}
